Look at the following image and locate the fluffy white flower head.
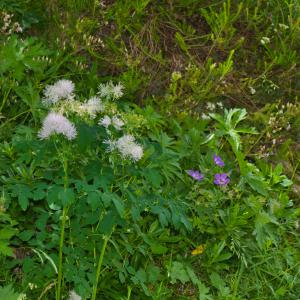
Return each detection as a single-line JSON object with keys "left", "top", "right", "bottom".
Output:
{"left": 98, "top": 81, "right": 124, "bottom": 100}
{"left": 206, "top": 102, "right": 216, "bottom": 111}
{"left": 112, "top": 82, "right": 124, "bottom": 99}
{"left": 115, "top": 134, "right": 143, "bottom": 161}
{"left": 43, "top": 79, "right": 75, "bottom": 106}
{"left": 81, "top": 96, "right": 104, "bottom": 119}
{"left": 69, "top": 290, "right": 82, "bottom": 300}
{"left": 112, "top": 116, "right": 124, "bottom": 130}
{"left": 99, "top": 115, "right": 111, "bottom": 128}
{"left": 38, "top": 112, "right": 77, "bottom": 140}
{"left": 104, "top": 139, "right": 116, "bottom": 152}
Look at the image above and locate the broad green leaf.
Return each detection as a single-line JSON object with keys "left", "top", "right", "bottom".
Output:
{"left": 87, "top": 191, "right": 101, "bottom": 210}
{"left": 169, "top": 261, "right": 190, "bottom": 284}
{"left": 0, "top": 241, "right": 13, "bottom": 256}
{"left": 0, "top": 285, "right": 20, "bottom": 300}
{"left": 210, "top": 272, "right": 230, "bottom": 296}
{"left": 0, "top": 228, "right": 17, "bottom": 240}
{"left": 244, "top": 172, "right": 268, "bottom": 196}
{"left": 150, "top": 243, "right": 168, "bottom": 255}
{"left": 18, "top": 230, "right": 34, "bottom": 241}
{"left": 11, "top": 184, "right": 32, "bottom": 210}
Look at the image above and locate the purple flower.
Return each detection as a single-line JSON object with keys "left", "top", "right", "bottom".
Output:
{"left": 214, "top": 173, "right": 230, "bottom": 186}
{"left": 187, "top": 170, "right": 204, "bottom": 181}
{"left": 213, "top": 154, "right": 225, "bottom": 167}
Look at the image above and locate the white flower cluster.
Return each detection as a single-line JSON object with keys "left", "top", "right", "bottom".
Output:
{"left": 43, "top": 79, "right": 75, "bottom": 105}
{"left": 105, "top": 135, "right": 143, "bottom": 162}
{"left": 99, "top": 115, "right": 124, "bottom": 130}
{"left": 79, "top": 96, "right": 105, "bottom": 119}
{"left": 1, "top": 11, "right": 22, "bottom": 35}
{"left": 98, "top": 81, "right": 124, "bottom": 100}
{"left": 69, "top": 290, "right": 82, "bottom": 300}
{"left": 38, "top": 112, "right": 77, "bottom": 140}
{"left": 201, "top": 102, "right": 223, "bottom": 120}
{"left": 38, "top": 79, "right": 144, "bottom": 162}
{"left": 260, "top": 36, "right": 270, "bottom": 45}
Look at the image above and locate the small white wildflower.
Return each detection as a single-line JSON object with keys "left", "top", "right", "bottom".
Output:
{"left": 216, "top": 102, "right": 223, "bottom": 108}
{"left": 115, "top": 134, "right": 143, "bottom": 161}
{"left": 104, "top": 139, "right": 116, "bottom": 152}
{"left": 201, "top": 113, "right": 210, "bottom": 120}
{"left": 249, "top": 86, "right": 256, "bottom": 95}
{"left": 43, "top": 79, "right": 75, "bottom": 105}
{"left": 81, "top": 96, "right": 104, "bottom": 119}
{"left": 98, "top": 81, "right": 124, "bottom": 100}
{"left": 28, "top": 282, "right": 38, "bottom": 290}
{"left": 206, "top": 102, "right": 216, "bottom": 111}
{"left": 111, "top": 82, "right": 124, "bottom": 99}
{"left": 260, "top": 37, "right": 270, "bottom": 45}
{"left": 279, "top": 23, "right": 289, "bottom": 30}
{"left": 38, "top": 112, "right": 77, "bottom": 140}
{"left": 129, "top": 144, "right": 144, "bottom": 161}
{"left": 112, "top": 116, "right": 124, "bottom": 130}
{"left": 17, "top": 294, "right": 27, "bottom": 300}
{"left": 69, "top": 290, "right": 82, "bottom": 300}
{"left": 99, "top": 115, "right": 111, "bottom": 128}
{"left": 98, "top": 82, "right": 111, "bottom": 99}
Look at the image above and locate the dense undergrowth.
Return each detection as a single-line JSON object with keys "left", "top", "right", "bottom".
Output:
{"left": 0, "top": 1, "right": 300, "bottom": 299}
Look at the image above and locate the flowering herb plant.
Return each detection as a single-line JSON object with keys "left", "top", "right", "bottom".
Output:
{"left": 0, "top": 102, "right": 297, "bottom": 300}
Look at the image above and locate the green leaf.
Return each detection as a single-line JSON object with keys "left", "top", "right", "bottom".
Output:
{"left": 0, "top": 228, "right": 17, "bottom": 240}
{"left": 147, "top": 264, "right": 161, "bottom": 283}
{"left": 175, "top": 32, "right": 189, "bottom": 53}
{"left": 200, "top": 133, "right": 215, "bottom": 145}
{"left": 169, "top": 261, "right": 190, "bottom": 284}
{"left": 111, "top": 195, "right": 125, "bottom": 218}
{"left": 0, "top": 285, "right": 20, "bottom": 300}
{"left": 11, "top": 184, "right": 32, "bottom": 210}
{"left": 143, "top": 168, "right": 162, "bottom": 188}
{"left": 150, "top": 243, "right": 168, "bottom": 255}
{"left": 244, "top": 172, "right": 268, "bottom": 196}
{"left": 210, "top": 272, "right": 230, "bottom": 296}
{"left": 33, "top": 186, "right": 47, "bottom": 201}
{"left": 0, "top": 241, "right": 13, "bottom": 256}
{"left": 18, "top": 230, "right": 34, "bottom": 241}
{"left": 59, "top": 188, "right": 75, "bottom": 206}
{"left": 198, "top": 281, "right": 213, "bottom": 300}
{"left": 87, "top": 191, "right": 101, "bottom": 210}
{"left": 254, "top": 211, "right": 278, "bottom": 249}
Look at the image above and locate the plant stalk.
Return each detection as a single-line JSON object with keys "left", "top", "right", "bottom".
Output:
{"left": 56, "top": 152, "right": 69, "bottom": 300}
{"left": 91, "top": 235, "right": 109, "bottom": 300}
{"left": 56, "top": 207, "right": 67, "bottom": 300}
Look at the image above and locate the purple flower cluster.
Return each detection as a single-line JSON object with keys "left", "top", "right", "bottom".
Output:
{"left": 213, "top": 154, "right": 225, "bottom": 167}
{"left": 214, "top": 173, "right": 230, "bottom": 186}
{"left": 187, "top": 170, "right": 204, "bottom": 181}
{"left": 187, "top": 154, "right": 230, "bottom": 186}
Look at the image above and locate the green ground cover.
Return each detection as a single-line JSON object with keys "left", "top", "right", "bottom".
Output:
{"left": 0, "top": 1, "right": 300, "bottom": 299}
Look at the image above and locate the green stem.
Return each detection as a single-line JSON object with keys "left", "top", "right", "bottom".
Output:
{"left": 56, "top": 207, "right": 67, "bottom": 300}
{"left": 56, "top": 152, "right": 69, "bottom": 300}
{"left": 127, "top": 286, "right": 132, "bottom": 300}
{"left": 91, "top": 236, "right": 109, "bottom": 300}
